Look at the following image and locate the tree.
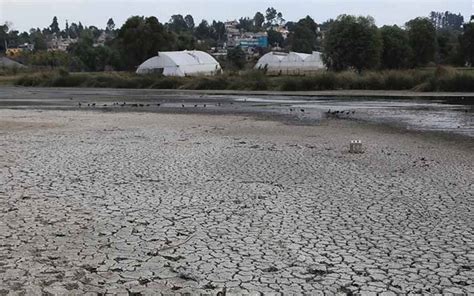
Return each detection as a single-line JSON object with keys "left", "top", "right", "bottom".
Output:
{"left": 238, "top": 17, "right": 253, "bottom": 32}
{"left": 64, "top": 20, "right": 69, "bottom": 38}
{"left": 30, "top": 29, "right": 47, "bottom": 51}
{"left": 289, "top": 16, "right": 319, "bottom": 53}
{"left": 106, "top": 18, "right": 115, "bottom": 32}
{"left": 50, "top": 16, "right": 60, "bottom": 34}
{"left": 265, "top": 7, "right": 277, "bottom": 26}
{"left": 113, "top": 16, "right": 174, "bottom": 70}
{"left": 195, "top": 20, "right": 211, "bottom": 39}
{"left": 322, "top": 15, "right": 382, "bottom": 72}
{"left": 67, "top": 29, "right": 121, "bottom": 71}
{"left": 227, "top": 46, "right": 246, "bottom": 69}
{"left": 68, "top": 23, "right": 80, "bottom": 39}
{"left": 430, "top": 11, "right": 464, "bottom": 32}
{"left": 184, "top": 15, "right": 195, "bottom": 30}
{"left": 459, "top": 23, "right": 474, "bottom": 66}
{"left": 276, "top": 12, "right": 285, "bottom": 26}
{"left": 254, "top": 12, "right": 265, "bottom": 29}
{"left": 436, "top": 29, "right": 462, "bottom": 65}
{"left": 0, "top": 23, "right": 9, "bottom": 51}
{"left": 168, "top": 15, "right": 188, "bottom": 33}
{"left": 211, "top": 21, "right": 225, "bottom": 44}
{"left": 406, "top": 17, "right": 436, "bottom": 67}
{"left": 380, "top": 25, "right": 412, "bottom": 69}
{"left": 267, "top": 30, "right": 284, "bottom": 47}
{"left": 88, "top": 26, "right": 101, "bottom": 39}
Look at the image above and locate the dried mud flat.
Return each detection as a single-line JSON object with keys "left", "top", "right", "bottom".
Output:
{"left": 0, "top": 109, "right": 473, "bottom": 295}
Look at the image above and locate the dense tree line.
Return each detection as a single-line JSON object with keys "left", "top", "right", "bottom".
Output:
{"left": 323, "top": 13, "right": 473, "bottom": 71}
{"left": 1, "top": 10, "right": 473, "bottom": 72}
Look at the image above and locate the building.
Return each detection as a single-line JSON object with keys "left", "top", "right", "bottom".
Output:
{"left": 236, "top": 33, "right": 268, "bottom": 49}
{"left": 255, "top": 51, "right": 325, "bottom": 75}
{"left": 5, "top": 43, "right": 34, "bottom": 58}
{"left": 47, "top": 36, "right": 77, "bottom": 52}
{"left": 224, "top": 20, "right": 268, "bottom": 50}
{"left": 136, "top": 50, "right": 222, "bottom": 76}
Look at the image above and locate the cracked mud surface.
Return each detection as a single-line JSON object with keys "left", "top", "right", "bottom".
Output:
{"left": 0, "top": 109, "right": 473, "bottom": 295}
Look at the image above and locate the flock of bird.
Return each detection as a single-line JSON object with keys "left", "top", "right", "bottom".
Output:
{"left": 326, "top": 109, "right": 356, "bottom": 116}
{"left": 77, "top": 101, "right": 216, "bottom": 108}
{"left": 287, "top": 108, "right": 356, "bottom": 116}
{"left": 76, "top": 99, "right": 356, "bottom": 117}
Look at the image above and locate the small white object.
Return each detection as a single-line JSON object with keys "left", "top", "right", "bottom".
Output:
{"left": 350, "top": 140, "right": 363, "bottom": 154}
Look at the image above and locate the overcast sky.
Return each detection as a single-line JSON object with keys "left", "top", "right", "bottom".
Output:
{"left": 1, "top": 0, "right": 472, "bottom": 32}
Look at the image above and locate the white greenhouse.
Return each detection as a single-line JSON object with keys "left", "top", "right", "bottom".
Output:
{"left": 255, "top": 51, "right": 325, "bottom": 75}
{"left": 136, "top": 50, "right": 222, "bottom": 76}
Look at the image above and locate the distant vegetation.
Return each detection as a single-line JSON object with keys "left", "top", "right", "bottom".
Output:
{"left": 2, "top": 9, "right": 474, "bottom": 92}
{"left": 1, "top": 9, "right": 473, "bottom": 72}
{"left": 14, "top": 67, "right": 474, "bottom": 92}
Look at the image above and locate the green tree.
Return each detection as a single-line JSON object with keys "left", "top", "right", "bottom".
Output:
{"left": 106, "top": 18, "right": 115, "bottom": 32}
{"left": 289, "top": 16, "right": 319, "bottom": 53}
{"left": 168, "top": 15, "right": 188, "bottom": 33}
{"left": 184, "top": 15, "right": 195, "bottom": 30}
{"left": 254, "top": 12, "right": 265, "bottom": 29}
{"left": 50, "top": 16, "right": 60, "bottom": 34}
{"left": 267, "top": 30, "right": 284, "bottom": 47}
{"left": 30, "top": 29, "right": 47, "bottom": 51}
{"left": 459, "top": 23, "right": 474, "bottom": 66}
{"left": 227, "top": 46, "right": 246, "bottom": 69}
{"left": 436, "top": 29, "right": 462, "bottom": 65}
{"left": 406, "top": 17, "right": 436, "bottom": 67}
{"left": 430, "top": 11, "right": 464, "bottom": 32}
{"left": 276, "top": 12, "right": 285, "bottom": 26}
{"left": 322, "top": 15, "right": 382, "bottom": 72}
{"left": 0, "top": 23, "right": 9, "bottom": 51}
{"left": 68, "top": 30, "right": 121, "bottom": 71}
{"left": 113, "top": 16, "right": 174, "bottom": 70}
{"left": 265, "top": 7, "right": 277, "bottom": 26}
{"left": 174, "top": 31, "right": 195, "bottom": 50}
{"left": 211, "top": 21, "right": 226, "bottom": 44}
{"left": 68, "top": 23, "right": 79, "bottom": 39}
{"left": 380, "top": 25, "right": 412, "bottom": 69}
{"left": 195, "top": 20, "right": 211, "bottom": 39}
{"left": 238, "top": 17, "right": 253, "bottom": 32}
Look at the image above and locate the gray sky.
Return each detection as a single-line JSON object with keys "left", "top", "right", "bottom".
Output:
{"left": 1, "top": 0, "right": 472, "bottom": 32}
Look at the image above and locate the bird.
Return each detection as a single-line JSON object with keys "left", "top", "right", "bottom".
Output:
{"left": 92, "top": 103, "right": 96, "bottom": 107}
{"left": 290, "top": 108, "right": 293, "bottom": 112}
{"left": 352, "top": 110, "right": 355, "bottom": 114}
{"left": 103, "top": 104, "right": 107, "bottom": 107}
{"left": 78, "top": 102, "right": 82, "bottom": 107}
{"left": 157, "top": 103, "right": 161, "bottom": 107}
{"left": 146, "top": 104, "right": 150, "bottom": 107}
{"left": 327, "top": 109, "right": 331, "bottom": 114}
{"left": 194, "top": 104, "right": 198, "bottom": 107}
{"left": 346, "top": 111, "right": 350, "bottom": 115}
{"left": 87, "top": 103, "right": 90, "bottom": 107}
{"left": 139, "top": 104, "right": 144, "bottom": 107}
{"left": 182, "top": 104, "right": 185, "bottom": 108}
{"left": 203, "top": 104, "right": 206, "bottom": 107}
{"left": 300, "top": 109, "right": 305, "bottom": 113}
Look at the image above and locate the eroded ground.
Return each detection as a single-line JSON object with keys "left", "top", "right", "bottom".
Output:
{"left": 0, "top": 109, "right": 473, "bottom": 295}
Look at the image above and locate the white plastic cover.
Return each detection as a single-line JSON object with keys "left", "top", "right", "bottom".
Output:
{"left": 255, "top": 51, "right": 325, "bottom": 74}
{"left": 136, "top": 51, "right": 222, "bottom": 76}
